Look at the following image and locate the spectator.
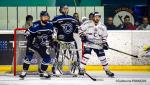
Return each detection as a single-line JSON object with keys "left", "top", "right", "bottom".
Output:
{"left": 118, "top": 15, "right": 135, "bottom": 30}
{"left": 81, "top": 17, "right": 88, "bottom": 23}
{"left": 73, "top": 12, "right": 81, "bottom": 25}
{"left": 22, "top": 15, "right": 33, "bottom": 29}
{"left": 105, "top": 17, "right": 117, "bottom": 30}
{"left": 89, "top": 13, "right": 94, "bottom": 20}
{"left": 136, "top": 17, "right": 150, "bottom": 30}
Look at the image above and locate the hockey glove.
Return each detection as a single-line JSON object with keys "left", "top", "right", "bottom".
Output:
{"left": 49, "top": 39, "right": 58, "bottom": 48}
{"left": 49, "top": 39, "right": 54, "bottom": 47}
{"left": 103, "top": 42, "right": 109, "bottom": 50}
{"left": 80, "top": 34, "right": 87, "bottom": 43}
{"left": 24, "top": 30, "right": 31, "bottom": 39}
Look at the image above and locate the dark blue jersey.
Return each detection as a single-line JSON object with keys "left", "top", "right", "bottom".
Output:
{"left": 52, "top": 15, "right": 79, "bottom": 42}
{"left": 26, "top": 20, "right": 53, "bottom": 46}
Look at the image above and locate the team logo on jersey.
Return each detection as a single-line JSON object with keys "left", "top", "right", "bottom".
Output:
{"left": 61, "top": 23, "right": 73, "bottom": 34}
{"left": 37, "top": 34, "right": 48, "bottom": 45}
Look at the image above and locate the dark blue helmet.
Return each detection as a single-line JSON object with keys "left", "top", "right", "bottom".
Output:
{"left": 40, "top": 11, "right": 49, "bottom": 17}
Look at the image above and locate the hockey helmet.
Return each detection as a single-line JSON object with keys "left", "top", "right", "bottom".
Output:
{"left": 40, "top": 11, "right": 49, "bottom": 17}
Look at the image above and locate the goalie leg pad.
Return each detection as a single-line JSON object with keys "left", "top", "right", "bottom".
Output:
{"left": 57, "top": 61, "right": 63, "bottom": 70}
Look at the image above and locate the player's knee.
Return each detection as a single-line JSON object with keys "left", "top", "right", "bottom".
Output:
{"left": 97, "top": 53, "right": 105, "bottom": 56}
{"left": 24, "top": 56, "right": 32, "bottom": 64}
{"left": 24, "top": 52, "right": 34, "bottom": 64}
{"left": 97, "top": 50, "right": 105, "bottom": 56}
{"left": 42, "top": 56, "right": 51, "bottom": 65}
{"left": 84, "top": 47, "right": 92, "bottom": 54}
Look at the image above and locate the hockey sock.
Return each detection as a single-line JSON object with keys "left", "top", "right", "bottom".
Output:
{"left": 40, "top": 63, "right": 48, "bottom": 72}
{"left": 80, "top": 54, "right": 90, "bottom": 69}
{"left": 98, "top": 56, "right": 109, "bottom": 71}
{"left": 23, "top": 63, "right": 30, "bottom": 71}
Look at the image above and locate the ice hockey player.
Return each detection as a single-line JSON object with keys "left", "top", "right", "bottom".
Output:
{"left": 78, "top": 12, "right": 114, "bottom": 77}
{"left": 19, "top": 11, "right": 54, "bottom": 79}
{"left": 52, "top": 5, "right": 80, "bottom": 76}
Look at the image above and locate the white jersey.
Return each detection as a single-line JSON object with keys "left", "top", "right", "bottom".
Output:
{"left": 79, "top": 20, "right": 108, "bottom": 49}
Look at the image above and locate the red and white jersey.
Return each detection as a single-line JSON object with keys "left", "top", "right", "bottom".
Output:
{"left": 79, "top": 20, "right": 108, "bottom": 49}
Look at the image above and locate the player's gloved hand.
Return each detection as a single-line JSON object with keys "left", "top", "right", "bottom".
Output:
{"left": 102, "top": 42, "right": 109, "bottom": 50}
{"left": 48, "top": 30, "right": 53, "bottom": 35}
{"left": 49, "top": 39, "right": 54, "bottom": 47}
{"left": 49, "top": 39, "right": 58, "bottom": 48}
{"left": 24, "top": 30, "right": 30, "bottom": 39}
{"left": 80, "top": 34, "right": 87, "bottom": 43}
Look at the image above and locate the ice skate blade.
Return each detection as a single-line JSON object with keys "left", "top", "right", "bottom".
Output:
{"left": 40, "top": 77, "right": 51, "bottom": 80}
{"left": 19, "top": 77, "right": 25, "bottom": 80}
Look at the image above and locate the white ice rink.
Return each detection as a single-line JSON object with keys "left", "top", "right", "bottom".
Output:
{"left": 0, "top": 71, "right": 150, "bottom": 85}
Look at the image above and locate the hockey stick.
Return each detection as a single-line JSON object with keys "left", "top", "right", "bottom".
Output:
{"left": 109, "top": 47, "right": 138, "bottom": 58}
{"left": 84, "top": 72, "right": 97, "bottom": 81}
{"left": 84, "top": 40, "right": 138, "bottom": 58}
{"left": 84, "top": 72, "right": 103, "bottom": 81}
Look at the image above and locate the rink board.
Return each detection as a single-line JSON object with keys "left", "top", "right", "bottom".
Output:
{"left": 1, "top": 30, "right": 150, "bottom": 72}
{"left": 0, "top": 65, "right": 150, "bottom": 72}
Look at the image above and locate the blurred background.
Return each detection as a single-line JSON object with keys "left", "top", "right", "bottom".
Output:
{"left": 0, "top": 0, "right": 149, "bottom": 30}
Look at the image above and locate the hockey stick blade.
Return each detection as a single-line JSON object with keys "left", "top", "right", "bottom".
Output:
{"left": 85, "top": 72, "right": 103, "bottom": 81}
{"left": 85, "top": 72, "right": 96, "bottom": 81}
{"left": 109, "top": 47, "right": 138, "bottom": 58}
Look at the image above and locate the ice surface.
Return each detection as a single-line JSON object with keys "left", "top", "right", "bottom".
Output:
{"left": 0, "top": 71, "right": 150, "bottom": 85}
